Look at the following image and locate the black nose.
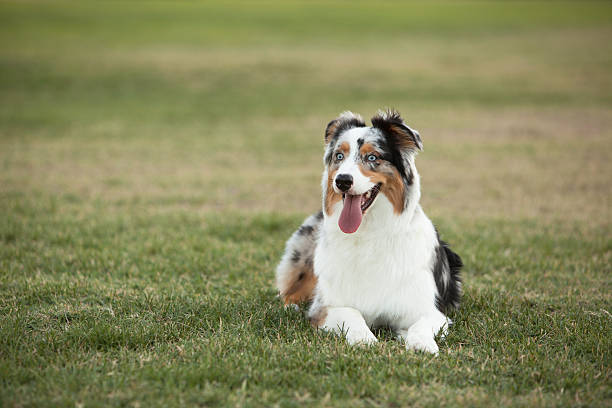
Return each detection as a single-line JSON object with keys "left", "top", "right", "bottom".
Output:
{"left": 335, "top": 174, "right": 353, "bottom": 192}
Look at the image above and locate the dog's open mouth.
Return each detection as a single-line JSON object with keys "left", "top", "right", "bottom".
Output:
{"left": 338, "top": 183, "right": 382, "bottom": 234}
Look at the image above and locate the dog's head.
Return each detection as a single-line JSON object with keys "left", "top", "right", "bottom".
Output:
{"left": 323, "top": 109, "right": 422, "bottom": 233}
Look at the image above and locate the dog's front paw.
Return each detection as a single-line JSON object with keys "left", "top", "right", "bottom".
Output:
{"left": 345, "top": 329, "right": 378, "bottom": 346}
{"left": 404, "top": 333, "right": 439, "bottom": 354}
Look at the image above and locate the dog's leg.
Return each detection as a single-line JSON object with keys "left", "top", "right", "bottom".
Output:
{"left": 312, "top": 306, "right": 377, "bottom": 346}
{"left": 397, "top": 313, "right": 448, "bottom": 355}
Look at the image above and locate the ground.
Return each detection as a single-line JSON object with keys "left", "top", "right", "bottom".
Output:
{"left": 0, "top": 1, "right": 611, "bottom": 407}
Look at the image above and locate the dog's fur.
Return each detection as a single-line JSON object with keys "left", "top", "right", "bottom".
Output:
{"left": 276, "top": 110, "right": 462, "bottom": 354}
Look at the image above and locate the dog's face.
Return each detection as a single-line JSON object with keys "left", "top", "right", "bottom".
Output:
{"left": 323, "top": 110, "right": 422, "bottom": 233}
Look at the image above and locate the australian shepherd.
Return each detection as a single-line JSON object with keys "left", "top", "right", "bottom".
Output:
{"left": 276, "top": 109, "right": 462, "bottom": 354}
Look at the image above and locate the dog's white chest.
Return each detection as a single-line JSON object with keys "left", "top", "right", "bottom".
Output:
{"left": 315, "top": 206, "right": 439, "bottom": 328}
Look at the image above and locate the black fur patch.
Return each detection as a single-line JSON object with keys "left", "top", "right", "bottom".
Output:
{"left": 298, "top": 225, "right": 314, "bottom": 236}
{"left": 304, "top": 256, "right": 313, "bottom": 267}
{"left": 371, "top": 109, "right": 422, "bottom": 151}
{"left": 291, "top": 250, "right": 301, "bottom": 264}
{"left": 432, "top": 231, "right": 462, "bottom": 313}
{"left": 405, "top": 168, "right": 414, "bottom": 185}
{"left": 357, "top": 138, "right": 364, "bottom": 149}
{"left": 325, "top": 116, "right": 366, "bottom": 143}
{"left": 315, "top": 210, "right": 324, "bottom": 220}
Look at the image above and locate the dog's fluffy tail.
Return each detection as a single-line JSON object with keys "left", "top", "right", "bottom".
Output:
{"left": 276, "top": 211, "right": 323, "bottom": 304}
{"left": 433, "top": 236, "right": 463, "bottom": 313}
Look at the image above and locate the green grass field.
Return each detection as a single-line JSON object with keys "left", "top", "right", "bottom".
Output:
{"left": 1, "top": 1, "right": 611, "bottom": 406}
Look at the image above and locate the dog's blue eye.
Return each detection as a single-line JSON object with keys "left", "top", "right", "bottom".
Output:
{"left": 367, "top": 154, "right": 377, "bottom": 162}
{"left": 335, "top": 152, "right": 344, "bottom": 161}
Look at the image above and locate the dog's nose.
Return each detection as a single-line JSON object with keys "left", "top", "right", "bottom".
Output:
{"left": 335, "top": 174, "right": 353, "bottom": 192}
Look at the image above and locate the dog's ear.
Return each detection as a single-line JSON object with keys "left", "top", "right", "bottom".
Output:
{"left": 371, "top": 109, "right": 423, "bottom": 152}
{"left": 324, "top": 111, "right": 366, "bottom": 144}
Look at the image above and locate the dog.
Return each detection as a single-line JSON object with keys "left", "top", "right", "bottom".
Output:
{"left": 276, "top": 109, "right": 462, "bottom": 354}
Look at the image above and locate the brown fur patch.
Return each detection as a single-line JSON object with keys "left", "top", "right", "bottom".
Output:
{"left": 389, "top": 123, "right": 418, "bottom": 150}
{"left": 282, "top": 267, "right": 317, "bottom": 304}
{"left": 324, "top": 169, "right": 342, "bottom": 216}
{"left": 359, "top": 143, "right": 378, "bottom": 156}
{"left": 338, "top": 141, "right": 350, "bottom": 155}
{"left": 309, "top": 305, "right": 328, "bottom": 328}
{"left": 359, "top": 165, "right": 405, "bottom": 214}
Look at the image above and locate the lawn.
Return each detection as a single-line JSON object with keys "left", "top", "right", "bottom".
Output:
{"left": 0, "top": 1, "right": 611, "bottom": 406}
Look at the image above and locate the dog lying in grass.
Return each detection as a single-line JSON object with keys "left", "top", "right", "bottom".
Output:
{"left": 276, "top": 109, "right": 462, "bottom": 354}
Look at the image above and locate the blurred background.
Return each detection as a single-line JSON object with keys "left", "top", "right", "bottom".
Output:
{"left": 1, "top": 1, "right": 610, "bottom": 225}
{"left": 1, "top": 2, "right": 611, "bottom": 406}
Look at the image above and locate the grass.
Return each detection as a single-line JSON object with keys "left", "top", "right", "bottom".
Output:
{"left": 0, "top": 1, "right": 611, "bottom": 406}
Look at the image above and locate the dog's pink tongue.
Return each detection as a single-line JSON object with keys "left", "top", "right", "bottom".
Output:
{"left": 338, "top": 194, "right": 363, "bottom": 234}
